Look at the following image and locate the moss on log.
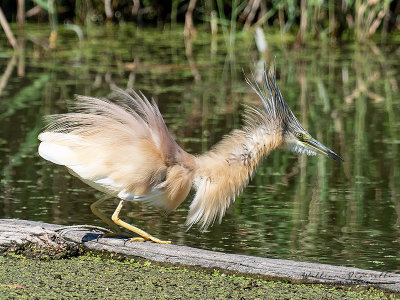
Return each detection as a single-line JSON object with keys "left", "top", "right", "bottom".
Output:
{"left": 0, "top": 219, "right": 399, "bottom": 292}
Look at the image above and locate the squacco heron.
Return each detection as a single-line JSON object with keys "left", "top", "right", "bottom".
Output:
{"left": 38, "top": 62, "right": 342, "bottom": 244}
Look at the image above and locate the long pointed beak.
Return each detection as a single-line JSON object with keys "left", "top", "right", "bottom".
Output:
{"left": 304, "top": 137, "right": 343, "bottom": 162}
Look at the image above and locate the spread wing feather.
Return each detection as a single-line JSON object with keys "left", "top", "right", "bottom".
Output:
{"left": 39, "top": 89, "right": 194, "bottom": 210}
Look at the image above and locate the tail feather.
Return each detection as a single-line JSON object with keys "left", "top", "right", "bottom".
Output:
{"left": 38, "top": 133, "right": 82, "bottom": 166}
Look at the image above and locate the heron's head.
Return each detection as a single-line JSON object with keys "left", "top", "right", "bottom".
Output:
{"left": 280, "top": 120, "right": 343, "bottom": 161}
{"left": 246, "top": 61, "right": 343, "bottom": 162}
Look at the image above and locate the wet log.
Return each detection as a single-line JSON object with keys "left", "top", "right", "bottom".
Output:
{"left": 0, "top": 219, "right": 399, "bottom": 292}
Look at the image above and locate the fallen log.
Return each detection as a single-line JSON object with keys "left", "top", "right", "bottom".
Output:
{"left": 0, "top": 219, "right": 399, "bottom": 292}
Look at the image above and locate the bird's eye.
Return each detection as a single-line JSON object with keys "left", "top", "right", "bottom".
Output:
{"left": 296, "top": 132, "right": 303, "bottom": 139}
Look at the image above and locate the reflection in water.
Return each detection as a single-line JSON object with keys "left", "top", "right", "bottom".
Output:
{"left": 0, "top": 55, "right": 16, "bottom": 95}
{"left": 0, "top": 26, "right": 399, "bottom": 272}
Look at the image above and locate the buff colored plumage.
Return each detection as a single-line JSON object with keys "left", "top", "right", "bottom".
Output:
{"left": 38, "top": 62, "right": 342, "bottom": 243}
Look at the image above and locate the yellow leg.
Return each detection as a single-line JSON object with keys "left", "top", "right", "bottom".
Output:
{"left": 90, "top": 197, "right": 121, "bottom": 234}
{"left": 111, "top": 200, "right": 171, "bottom": 244}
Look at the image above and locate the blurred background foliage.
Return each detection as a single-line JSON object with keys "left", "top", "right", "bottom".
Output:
{"left": 0, "top": 0, "right": 399, "bottom": 46}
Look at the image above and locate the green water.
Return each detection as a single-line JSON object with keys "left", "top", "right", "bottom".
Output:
{"left": 0, "top": 25, "right": 399, "bottom": 272}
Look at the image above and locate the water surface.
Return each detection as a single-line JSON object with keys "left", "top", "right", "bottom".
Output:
{"left": 0, "top": 25, "right": 399, "bottom": 272}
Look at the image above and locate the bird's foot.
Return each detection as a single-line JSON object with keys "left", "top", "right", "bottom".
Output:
{"left": 129, "top": 236, "right": 171, "bottom": 244}
{"left": 102, "top": 232, "right": 131, "bottom": 238}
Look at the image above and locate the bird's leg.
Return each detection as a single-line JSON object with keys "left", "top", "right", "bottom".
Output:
{"left": 111, "top": 200, "right": 171, "bottom": 244}
{"left": 90, "top": 197, "right": 123, "bottom": 235}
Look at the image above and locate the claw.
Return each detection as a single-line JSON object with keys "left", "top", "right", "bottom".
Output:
{"left": 129, "top": 236, "right": 171, "bottom": 244}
